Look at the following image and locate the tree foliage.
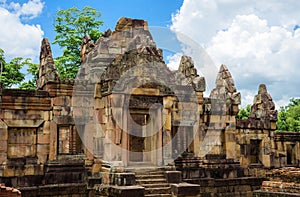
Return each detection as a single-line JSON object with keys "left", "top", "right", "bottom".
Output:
{"left": 0, "top": 48, "right": 38, "bottom": 89}
{"left": 236, "top": 104, "right": 251, "bottom": 120}
{"left": 276, "top": 98, "right": 300, "bottom": 132}
{"left": 53, "top": 6, "right": 103, "bottom": 78}
{"left": 19, "top": 63, "right": 39, "bottom": 90}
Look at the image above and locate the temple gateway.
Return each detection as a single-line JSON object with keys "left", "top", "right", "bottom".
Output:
{"left": 0, "top": 18, "right": 300, "bottom": 197}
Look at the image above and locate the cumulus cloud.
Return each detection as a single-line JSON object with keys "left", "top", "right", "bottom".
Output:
{"left": 5, "top": 0, "right": 44, "bottom": 19}
{"left": 0, "top": 0, "right": 44, "bottom": 61}
{"left": 171, "top": 0, "right": 300, "bottom": 107}
{"left": 167, "top": 52, "right": 183, "bottom": 71}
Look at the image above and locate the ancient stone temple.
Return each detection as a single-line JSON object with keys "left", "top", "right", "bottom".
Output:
{"left": 0, "top": 17, "right": 300, "bottom": 197}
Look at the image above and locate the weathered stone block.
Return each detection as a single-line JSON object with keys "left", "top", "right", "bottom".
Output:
{"left": 0, "top": 129, "right": 7, "bottom": 141}
{"left": 163, "top": 96, "right": 174, "bottom": 109}
{"left": 171, "top": 183, "right": 200, "bottom": 197}
{"left": 38, "top": 133, "right": 50, "bottom": 144}
{"left": 0, "top": 141, "right": 7, "bottom": 152}
{"left": 165, "top": 171, "right": 182, "bottom": 183}
{"left": 3, "top": 167, "right": 15, "bottom": 177}
{"left": 164, "top": 110, "right": 171, "bottom": 131}
{"left": 43, "top": 121, "right": 51, "bottom": 134}
{"left": 4, "top": 110, "right": 13, "bottom": 119}
{"left": 112, "top": 173, "right": 136, "bottom": 186}
{"left": 37, "top": 144, "right": 50, "bottom": 155}
{"left": 131, "top": 88, "right": 159, "bottom": 96}
{"left": 94, "top": 98, "right": 105, "bottom": 109}
{"left": 24, "top": 165, "right": 35, "bottom": 176}
{"left": 43, "top": 111, "right": 50, "bottom": 121}
{"left": 110, "top": 185, "right": 144, "bottom": 197}
{"left": 91, "top": 163, "right": 102, "bottom": 175}
{"left": 0, "top": 153, "right": 7, "bottom": 164}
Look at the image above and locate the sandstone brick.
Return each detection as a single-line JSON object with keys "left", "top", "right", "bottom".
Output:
{"left": 24, "top": 165, "right": 35, "bottom": 176}
{"left": 4, "top": 110, "right": 13, "bottom": 119}
{"left": 0, "top": 141, "right": 7, "bottom": 152}
{"left": 0, "top": 153, "right": 7, "bottom": 164}
{"left": 43, "top": 111, "right": 50, "bottom": 121}
{"left": 38, "top": 133, "right": 50, "bottom": 144}
{"left": 3, "top": 167, "right": 15, "bottom": 177}
{"left": 132, "top": 88, "right": 159, "bottom": 96}
{"left": 0, "top": 129, "right": 7, "bottom": 141}
{"left": 92, "top": 163, "right": 102, "bottom": 175}
{"left": 43, "top": 121, "right": 51, "bottom": 134}
{"left": 37, "top": 144, "right": 49, "bottom": 154}
{"left": 164, "top": 112, "right": 171, "bottom": 131}
{"left": 94, "top": 98, "right": 105, "bottom": 109}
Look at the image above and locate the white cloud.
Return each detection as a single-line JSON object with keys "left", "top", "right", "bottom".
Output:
{"left": 6, "top": 0, "right": 44, "bottom": 19}
{"left": 171, "top": 0, "right": 300, "bottom": 107}
{"left": 0, "top": 0, "right": 44, "bottom": 61}
{"left": 167, "top": 52, "right": 183, "bottom": 71}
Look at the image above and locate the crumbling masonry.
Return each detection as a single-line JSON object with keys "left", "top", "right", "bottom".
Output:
{"left": 0, "top": 18, "right": 300, "bottom": 197}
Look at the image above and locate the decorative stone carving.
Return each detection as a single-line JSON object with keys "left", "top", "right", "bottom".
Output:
{"left": 210, "top": 64, "right": 241, "bottom": 114}
{"left": 37, "top": 38, "right": 59, "bottom": 90}
{"left": 80, "top": 34, "right": 95, "bottom": 63}
{"left": 249, "top": 84, "right": 277, "bottom": 121}
{"left": 178, "top": 56, "right": 206, "bottom": 92}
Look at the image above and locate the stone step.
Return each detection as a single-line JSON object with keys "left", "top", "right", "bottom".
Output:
{"left": 136, "top": 178, "right": 167, "bottom": 185}
{"left": 135, "top": 170, "right": 165, "bottom": 175}
{"left": 141, "top": 183, "right": 170, "bottom": 188}
{"left": 145, "top": 194, "right": 172, "bottom": 197}
{"left": 136, "top": 174, "right": 165, "bottom": 179}
{"left": 145, "top": 187, "right": 171, "bottom": 195}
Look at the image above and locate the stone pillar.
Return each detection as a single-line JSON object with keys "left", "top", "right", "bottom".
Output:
{"left": 0, "top": 120, "right": 7, "bottom": 165}
{"left": 163, "top": 96, "right": 174, "bottom": 165}
{"left": 37, "top": 121, "right": 51, "bottom": 164}
{"left": 49, "top": 121, "right": 57, "bottom": 160}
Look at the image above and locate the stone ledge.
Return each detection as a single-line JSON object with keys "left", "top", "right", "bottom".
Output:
{"left": 253, "top": 190, "right": 300, "bottom": 197}
{"left": 171, "top": 183, "right": 200, "bottom": 197}
{"left": 109, "top": 185, "right": 144, "bottom": 197}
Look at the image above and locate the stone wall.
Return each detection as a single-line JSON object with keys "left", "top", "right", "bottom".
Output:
{"left": 0, "top": 88, "right": 50, "bottom": 186}
{"left": 254, "top": 167, "right": 300, "bottom": 196}
{"left": 274, "top": 132, "right": 300, "bottom": 167}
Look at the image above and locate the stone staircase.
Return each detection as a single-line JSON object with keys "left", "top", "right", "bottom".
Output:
{"left": 134, "top": 168, "right": 172, "bottom": 197}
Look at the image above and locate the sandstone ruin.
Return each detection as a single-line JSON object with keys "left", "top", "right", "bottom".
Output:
{"left": 0, "top": 17, "right": 299, "bottom": 197}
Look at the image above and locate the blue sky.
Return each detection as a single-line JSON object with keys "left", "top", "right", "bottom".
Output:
{"left": 1, "top": 0, "right": 300, "bottom": 107}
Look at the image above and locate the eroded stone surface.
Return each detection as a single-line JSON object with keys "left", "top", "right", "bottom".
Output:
{"left": 37, "top": 38, "right": 59, "bottom": 90}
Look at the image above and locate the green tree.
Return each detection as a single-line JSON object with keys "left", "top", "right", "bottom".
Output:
{"left": 277, "top": 98, "right": 300, "bottom": 132}
{"left": 236, "top": 104, "right": 251, "bottom": 120}
{"left": 0, "top": 49, "right": 30, "bottom": 88}
{"left": 19, "top": 63, "right": 39, "bottom": 90}
{"left": 53, "top": 6, "right": 103, "bottom": 78}
{"left": 0, "top": 48, "right": 38, "bottom": 89}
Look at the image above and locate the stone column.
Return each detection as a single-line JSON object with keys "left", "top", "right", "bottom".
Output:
{"left": 0, "top": 120, "right": 7, "bottom": 165}
{"left": 49, "top": 121, "right": 57, "bottom": 160}
{"left": 162, "top": 96, "right": 173, "bottom": 165}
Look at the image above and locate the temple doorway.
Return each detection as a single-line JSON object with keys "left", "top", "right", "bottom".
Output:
{"left": 129, "top": 113, "right": 152, "bottom": 163}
